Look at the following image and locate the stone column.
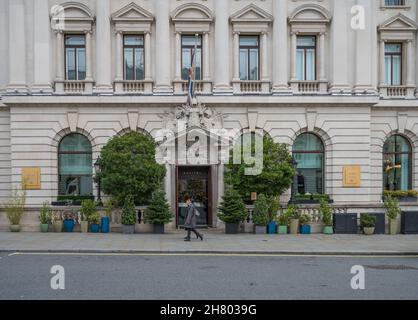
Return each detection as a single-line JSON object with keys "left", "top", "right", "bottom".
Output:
{"left": 261, "top": 32, "right": 268, "bottom": 81}
{"left": 203, "top": 32, "right": 210, "bottom": 81}
{"left": 318, "top": 32, "right": 327, "bottom": 93}
{"left": 85, "top": 31, "right": 93, "bottom": 81}
{"left": 7, "top": 0, "right": 28, "bottom": 93}
{"left": 144, "top": 31, "right": 152, "bottom": 81}
{"left": 379, "top": 40, "right": 386, "bottom": 87}
{"left": 354, "top": 0, "right": 374, "bottom": 94}
{"left": 290, "top": 32, "right": 297, "bottom": 81}
{"left": 154, "top": 0, "right": 172, "bottom": 93}
{"left": 406, "top": 40, "right": 414, "bottom": 86}
{"left": 233, "top": 32, "right": 240, "bottom": 81}
{"left": 174, "top": 32, "right": 181, "bottom": 81}
{"left": 330, "top": 0, "right": 350, "bottom": 94}
{"left": 95, "top": 0, "right": 113, "bottom": 93}
{"left": 213, "top": 0, "right": 232, "bottom": 94}
{"left": 272, "top": 0, "right": 289, "bottom": 93}
{"left": 115, "top": 31, "right": 123, "bottom": 82}
{"left": 32, "top": 0, "right": 52, "bottom": 93}
{"left": 55, "top": 31, "right": 65, "bottom": 82}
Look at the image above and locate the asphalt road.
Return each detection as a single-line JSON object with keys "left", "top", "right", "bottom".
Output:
{"left": 0, "top": 252, "right": 417, "bottom": 300}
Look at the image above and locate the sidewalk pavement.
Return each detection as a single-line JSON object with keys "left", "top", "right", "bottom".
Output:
{"left": 1, "top": 231, "right": 418, "bottom": 255}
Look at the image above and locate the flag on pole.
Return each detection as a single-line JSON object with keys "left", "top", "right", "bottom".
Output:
{"left": 186, "top": 35, "right": 198, "bottom": 106}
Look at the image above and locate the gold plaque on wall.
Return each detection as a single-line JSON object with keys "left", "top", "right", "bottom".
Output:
{"left": 343, "top": 166, "right": 361, "bottom": 188}
{"left": 21, "top": 168, "right": 41, "bottom": 190}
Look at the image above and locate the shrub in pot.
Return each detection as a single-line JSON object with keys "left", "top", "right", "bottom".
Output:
{"left": 287, "top": 205, "right": 300, "bottom": 235}
{"left": 39, "top": 201, "right": 52, "bottom": 233}
{"left": 384, "top": 195, "right": 401, "bottom": 235}
{"left": 277, "top": 209, "right": 291, "bottom": 234}
{"left": 218, "top": 189, "right": 247, "bottom": 234}
{"left": 63, "top": 211, "right": 76, "bottom": 232}
{"left": 51, "top": 211, "right": 63, "bottom": 233}
{"left": 121, "top": 195, "right": 136, "bottom": 234}
{"left": 88, "top": 212, "right": 100, "bottom": 233}
{"left": 252, "top": 194, "right": 269, "bottom": 234}
{"left": 299, "top": 214, "right": 311, "bottom": 234}
{"left": 361, "top": 213, "right": 376, "bottom": 235}
{"left": 4, "top": 187, "right": 26, "bottom": 232}
{"left": 267, "top": 196, "right": 280, "bottom": 234}
{"left": 144, "top": 190, "right": 173, "bottom": 234}
{"left": 101, "top": 199, "right": 115, "bottom": 233}
{"left": 320, "top": 198, "right": 333, "bottom": 234}
{"left": 80, "top": 199, "right": 96, "bottom": 233}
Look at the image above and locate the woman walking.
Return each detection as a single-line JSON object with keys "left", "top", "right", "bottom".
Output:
{"left": 184, "top": 196, "right": 203, "bottom": 241}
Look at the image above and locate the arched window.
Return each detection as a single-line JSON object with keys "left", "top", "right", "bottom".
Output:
{"left": 292, "top": 133, "right": 325, "bottom": 196}
{"left": 58, "top": 133, "right": 93, "bottom": 196}
{"left": 383, "top": 135, "right": 412, "bottom": 191}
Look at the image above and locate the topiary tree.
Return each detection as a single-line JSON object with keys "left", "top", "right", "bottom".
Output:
{"left": 218, "top": 189, "right": 247, "bottom": 224}
{"left": 98, "top": 131, "right": 166, "bottom": 206}
{"left": 225, "top": 134, "right": 296, "bottom": 201}
{"left": 121, "top": 195, "right": 136, "bottom": 226}
{"left": 252, "top": 194, "right": 269, "bottom": 226}
{"left": 144, "top": 190, "right": 173, "bottom": 225}
{"left": 319, "top": 198, "right": 332, "bottom": 227}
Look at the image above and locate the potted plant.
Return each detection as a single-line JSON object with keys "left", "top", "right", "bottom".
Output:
{"left": 384, "top": 195, "right": 401, "bottom": 235}
{"left": 101, "top": 199, "right": 115, "bottom": 234}
{"left": 288, "top": 205, "right": 300, "bottom": 235}
{"left": 4, "top": 187, "right": 26, "bottom": 232}
{"left": 277, "top": 209, "right": 290, "bottom": 234}
{"left": 267, "top": 196, "right": 280, "bottom": 234}
{"left": 320, "top": 198, "right": 333, "bottom": 234}
{"left": 80, "top": 199, "right": 95, "bottom": 233}
{"left": 252, "top": 194, "right": 269, "bottom": 234}
{"left": 63, "top": 211, "right": 76, "bottom": 232}
{"left": 121, "top": 195, "right": 136, "bottom": 234}
{"left": 39, "top": 201, "right": 52, "bottom": 232}
{"left": 383, "top": 190, "right": 418, "bottom": 203}
{"left": 218, "top": 189, "right": 247, "bottom": 234}
{"left": 51, "top": 211, "right": 63, "bottom": 232}
{"left": 88, "top": 212, "right": 100, "bottom": 233}
{"left": 361, "top": 213, "right": 376, "bottom": 235}
{"left": 144, "top": 190, "right": 173, "bottom": 234}
{"left": 299, "top": 214, "right": 311, "bottom": 234}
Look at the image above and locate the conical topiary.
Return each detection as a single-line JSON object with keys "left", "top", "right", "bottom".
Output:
{"left": 121, "top": 195, "right": 136, "bottom": 226}
{"left": 144, "top": 190, "right": 173, "bottom": 225}
{"left": 218, "top": 189, "right": 247, "bottom": 224}
{"left": 252, "top": 194, "right": 269, "bottom": 226}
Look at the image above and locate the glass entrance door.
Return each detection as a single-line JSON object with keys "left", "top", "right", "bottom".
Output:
{"left": 177, "top": 167, "right": 210, "bottom": 227}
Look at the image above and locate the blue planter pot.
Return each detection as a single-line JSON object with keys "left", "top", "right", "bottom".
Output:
{"left": 267, "top": 222, "right": 277, "bottom": 234}
{"left": 300, "top": 224, "right": 311, "bottom": 234}
{"left": 90, "top": 224, "right": 100, "bottom": 233}
{"left": 101, "top": 217, "right": 110, "bottom": 233}
{"left": 63, "top": 220, "right": 74, "bottom": 232}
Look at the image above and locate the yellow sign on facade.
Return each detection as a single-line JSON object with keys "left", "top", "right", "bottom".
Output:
{"left": 21, "top": 168, "right": 41, "bottom": 190}
{"left": 343, "top": 166, "right": 361, "bottom": 188}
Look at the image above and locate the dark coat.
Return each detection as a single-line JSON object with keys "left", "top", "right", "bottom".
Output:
{"left": 184, "top": 203, "right": 197, "bottom": 229}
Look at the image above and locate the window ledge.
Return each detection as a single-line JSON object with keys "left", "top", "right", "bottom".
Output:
{"left": 55, "top": 80, "right": 94, "bottom": 94}
{"left": 173, "top": 80, "right": 212, "bottom": 95}
{"left": 114, "top": 80, "right": 153, "bottom": 94}
{"left": 232, "top": 80, "right": 271, "bottom": 95}
{"left": 379, "top": 85, "right": 416, "bottom": 99}
{"left": 381, "top": 6, "right": 411, "bottom": 10}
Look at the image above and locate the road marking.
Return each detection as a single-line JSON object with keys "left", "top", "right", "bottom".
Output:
{"left": 8, "top": 252, "right": 418, "bottom": 258}
{"left": 8, "top": 252, "right": 19, "bottom": 256}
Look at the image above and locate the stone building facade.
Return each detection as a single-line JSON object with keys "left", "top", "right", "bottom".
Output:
{"left": 0, "top": 0, "right": 417, "bottom": 231}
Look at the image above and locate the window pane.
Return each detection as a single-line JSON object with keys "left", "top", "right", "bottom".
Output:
{"left": 59, "top": 153, "right": 92, "bottom": 175}
{"left": 65, "top": 35, "right": 85, "bottom": 46}
{"left": 124, "top": 35, "right": 143, "bottom": 46}
{"left": 383, "top": 135, "right": 411, "bottom": 153}
{"left": 293, "top": 133, "right": 324, "bottom": 152}
{"left": 292, "top": 154, "right": 324, "bottom": 195}
{"left": 392, "top": 55, "right": 401, "bottom": 85}
{"left": 77, "top": 48, "right": 86, "bottom": 80}
{"left": 182, "top": 49, "right": 191, "bottom": 80}
{"left": 385, "top": 43, "right": 402, "bottom": 53}
{"left": 240, "top": 36, "right": 258, "bottom": 47}
{"left": 195, "top": 48, "right": 202, "bottom": 81}
{"left": 135, "top": 48, "right": 144, "bottom": 80}
{"left": 182, "top": 35, "right": 201, "bottom": 47}
{"left": 297, "top": 36, "right": 315, "bottom": 47}
{"left": 296, "top": 49, "right": 304, "bottom": 81}
{"left": 124, "top": 48, "right": 134, "bottom": 80}
{"left": 385, "top": 56, "right": 392, "bottom": 85}
{"left": 239, "top": 49, "right": 248, "bottom": 80}
{"left": 249, "top": 48, "right": 259, "bottom": 81}
{"left": 59, "top": 134, "right": 92, "bottom": 152}
{"left": 66, "top": 48, "right": 76, "bottom": 80}
{"left": 306, "top": 49, "right": 316, "bottom": 81}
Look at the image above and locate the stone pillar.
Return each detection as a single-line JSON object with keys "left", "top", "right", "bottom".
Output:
{"left": 95, "top": 0, "right": 113, "bottom": 93}
{"left": 379, "top": 40, "right": 386, "bottom": 87}
{"left": 233, "top": 32, "right": 240, "bottom": 81}
{"left": 115, "top": 31, "right": 123, "bottom": 82}
{"left": 154, "top": 0, "right": 172, "bottom": 93}
{"left": 203, "top": 32, "right": 210, "bottom": 81}
{"left": 144, "top": 31, "right": 152, "bottom": 81}
{"left": 272, "top": 0, "right": 289, "bottom": 94}
{"left": 290, "top": 32, "right": 297, "bottom": 81}
{"left": 354, "top": 0, "right": 374, "bottom": 94}
{"left": 32, "top": 0, "right": 52, "bottom": 93}
{"left": 330, "top": 0, "right": 350, "bottom": 94}
{"left": 174, "top": 32, "right": 181, "bottom": 81}
{"left": 319, "top": 33, "right": 326, "bottom": 81}
{"left": 261, "top": 32, "right": 268, "bottom": 81}
{"left": 7, "top": 0, "right": 28, "bottom": 93}
{"left": 213, "top": 0, "right": 232, "bottom": 94}
{"left": 85, "top": 31, "right": 93, "bottom": 81}
{"left": 406, "top": 40, "right": 414, "bottom": 86}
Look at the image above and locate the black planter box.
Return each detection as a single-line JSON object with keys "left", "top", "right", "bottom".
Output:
{"left": 225, "top": 223, "right": 239, "bottom": 234}
{"left": 333, "top": 213, "right": 358, "bottom": 234}
{"left": 289, "top": 199, "right": 334, "bottom": 205}
{"left": 361, "top": 213, "right": 385, "bottom": 234}
{"left": 401, "top": 211, "right": 418, "bottom": 234}
{"left": 153, "top": 224, "right": 165, "bottom": 234}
